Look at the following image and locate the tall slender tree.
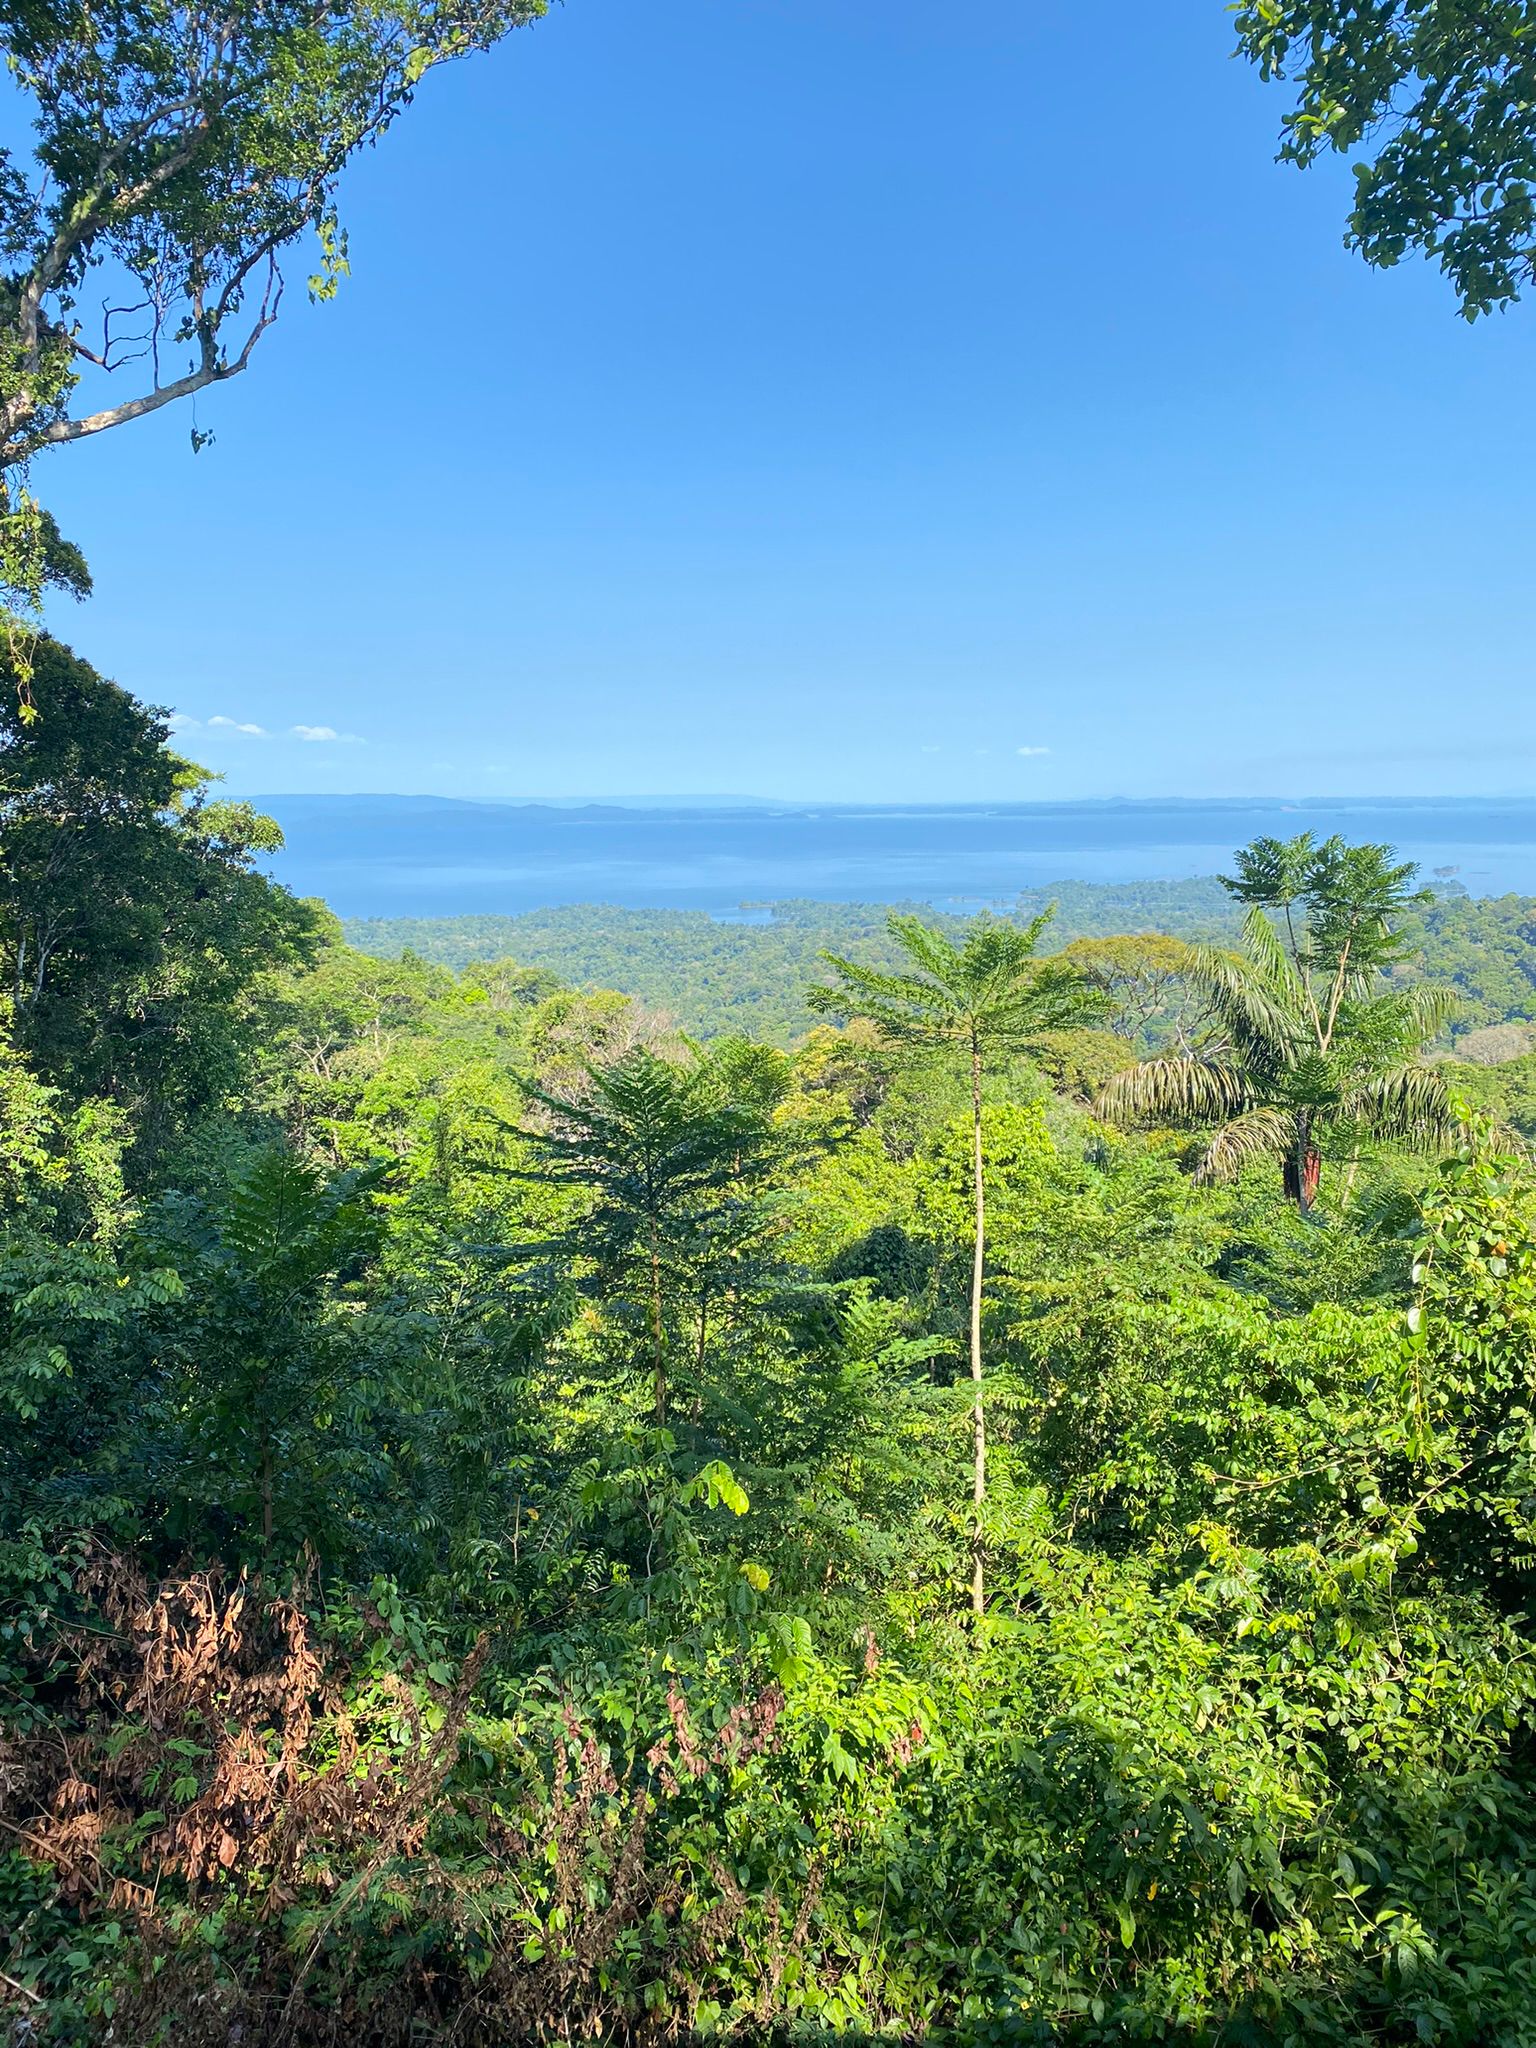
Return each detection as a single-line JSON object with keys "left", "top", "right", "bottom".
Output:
{"left": 808, "top": 913, "right": 1099, "bottom": 1617}
{"left": 1097, "top": 835, "right": 1458, "bottom": 1211}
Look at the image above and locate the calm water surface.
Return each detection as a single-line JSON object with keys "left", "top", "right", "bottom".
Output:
{"left": 256, "top": 796, "right": 1536, "bottom": 917}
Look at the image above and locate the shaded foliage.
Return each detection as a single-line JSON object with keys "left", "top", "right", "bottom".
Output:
{"left": 0, "top": 636, "right": 314, "bottom": 1165}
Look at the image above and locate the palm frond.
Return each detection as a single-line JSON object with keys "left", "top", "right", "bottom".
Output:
{"left": 1237, "top": 904, "right": 1306, "bottom": 1008}
{"left": 1095, "top": 1056, "right": 1252, "bottom": 1128}
{"left": 1182, "top": 937, "right": 1301, "bottom": 1066}
{"left": 806, "top": 950, "right": 967, "bottom": 1044}
{"left": 1332, "top": 984, "right": 1454, "bottom": 1081}
{"left": 808, "top": 909, "right": 1098, "bottom": 1050}
{"left": 886, "top": 913, "right": 969, "bottom": 994}
{"left": 1194, "top": 1107, "right": 1294, "bottom": 1184}
{"left": 987, "top": 958, "right": 1106, "bottom": 1043}
{"left": 1342, "top": 1064, "right": 1458, "bottom": 1149}
{"left": 960, "top": 911, "right": 1055, "bottom": 1008}
{"left": 1390, "top": 981, "right": 1459, "bottom": 1044}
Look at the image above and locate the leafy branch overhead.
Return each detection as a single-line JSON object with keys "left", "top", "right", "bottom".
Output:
{"left": 0, "top": 0, "right": 547, "bottom": 468}
{"left": 0, "top": 0, "right": 546, "bottom": 669}
{"left": 1235, "top": 0, "right": 1536, "bottom": 315}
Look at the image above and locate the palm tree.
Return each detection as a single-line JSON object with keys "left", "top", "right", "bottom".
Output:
{"left": 808, "top": 912, "right": 1100, "bottom": 1616}
{"left": 1096, "top": 834, "right": 1457, "bottom": 1211}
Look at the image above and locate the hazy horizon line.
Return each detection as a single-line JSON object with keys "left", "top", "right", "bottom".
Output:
{"left": 242, "top": 789, "right": 1536, "bottom": 811}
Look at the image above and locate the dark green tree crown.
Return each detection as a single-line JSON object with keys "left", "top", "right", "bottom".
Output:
{"left": 1221, "top": 831, "right": 1430, "bottom": 982}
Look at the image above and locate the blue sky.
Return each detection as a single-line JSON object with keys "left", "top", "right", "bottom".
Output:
{"left": 32, "top": 0, "right": 1536, "bottom": 803}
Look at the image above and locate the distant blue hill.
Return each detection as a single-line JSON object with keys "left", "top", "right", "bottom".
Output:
{"left": 246, "top": 792, "right": 1536, "bottom": 919}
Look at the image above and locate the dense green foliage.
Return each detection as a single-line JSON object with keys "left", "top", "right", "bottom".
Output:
{"left": 343, "top": 885, "right": 1536, "bottom": 1049}
{"left": 8, "top": 650, "right": 1536, "bottom": 2044}
{"left": 1, "top": 636, "right": 316, "bottom": 1159}
{"left": 4, "top": 0, "right": 1532, "bottom": 2027}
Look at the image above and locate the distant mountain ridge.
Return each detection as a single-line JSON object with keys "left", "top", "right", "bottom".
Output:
{"left": 248, "top": 792, "right": 1536, "bottom": 820}
{"left": 247, "top": 792, "right": 799, "bottom": 816}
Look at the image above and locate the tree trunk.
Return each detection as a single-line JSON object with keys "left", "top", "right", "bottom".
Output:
{"left": 691, "top": 1286, "right": 709, "bottom": 1424}
{"left": 649, "top": 1231, "right": 667, "bottom": 1426}
{"left": 260, "top": 1422, "right": 274, "bottom": 1550}
{"left": 1283, "top": 1116, "right": 1321, "bottom": 1213}
{"left": 970, "top": 1038, "right": 986, "bottom": 1618}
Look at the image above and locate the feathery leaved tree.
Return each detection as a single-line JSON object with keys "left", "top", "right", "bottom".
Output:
{"left": 517, "top": 1048, "right": 781, "bottom": 1428}
{"left": 145, "top": 1146, "right": 386, "bottom": 1557}
{"left": 807, "top": 912, "right": 1100, "bottom": 1617}
{"left": 1097, "top": 835, "right": 1457, "bottom": 1212}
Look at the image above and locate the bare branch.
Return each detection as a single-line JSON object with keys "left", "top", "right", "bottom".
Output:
{"left": 15, "top": 261, "right": 283, "bottom": 459}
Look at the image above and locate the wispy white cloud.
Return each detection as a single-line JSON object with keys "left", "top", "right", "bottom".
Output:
{"left": 290, "top": 723, "right": 364, "bottom": 743}
{"left": 174, "top": 713, "right": 364, "bottom": 743}
{"left": 1016, "top": 745, "right": 1051, "bottom": 758}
